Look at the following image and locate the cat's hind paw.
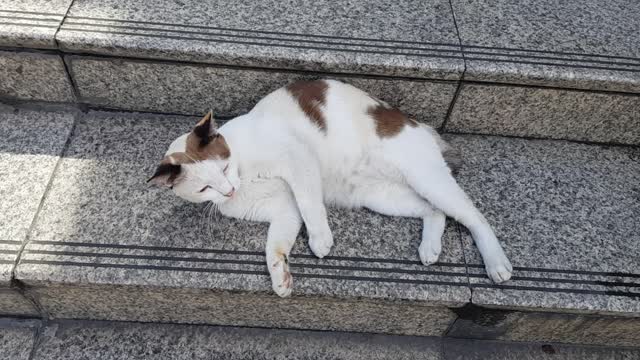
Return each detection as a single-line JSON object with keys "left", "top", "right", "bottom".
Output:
{"left": 270, "top": 255, "right": 293, "bottom": 297}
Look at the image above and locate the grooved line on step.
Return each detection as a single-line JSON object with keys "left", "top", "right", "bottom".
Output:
{"left": 18, "top": 260, "right": 469, "bottom": 286}
{"left": 64, "top": 16, "right": 460, "bottom": 47}
{"left": 27, "top": 240, "right": 466, "bottom": 268}
{"left": 462, "top": 44, "right": 640, "bottom": 62}
{"left": 470, "top": 284, "right": 640, "bottom": 299}
{"left": 0, "top": 15, "right": 63, "bottom": 22}
{"left": 61, "top": 21, "right": 461, "bottom": 55}
{"left": 463, "top": 56, "right": 640, "bottom": 73}
{"left": 26, "top": 241, "right": 640, "bottom": 278}
{"left": 0, "top": 240, "right": 22, "bottom": 245}
{"left": 0, "top": 9, "right": 64, "bottom": 17}
{"left": 22, "top": 249, "right": 467, "bottom": 277}
{"left": 61, "top": 21, "right": 640, "bottom": 70}
{"left": 0, "top": 21, "right": 59, "bottom": 28}
{"left": 58, "top": 29, "right": 464, "bottom": 60}
{"left": 59, "top": 16, "right": 640, "bottom": 64}
{"left": 463, "top": 51, "right": 640, "bottom": 68}
{"left": 466, "top": 264, "right": 640, "bottom": 279}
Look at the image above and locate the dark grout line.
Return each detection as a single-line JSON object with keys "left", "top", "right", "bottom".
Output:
{"left": 11, "top": 113, "right": 79, "bottom": 281}
{"left": 54, "top": 0, "right": 83, "bottom": 107}
{"left": 440, "top": 80, "right": 463, "bottom": 132}
{"left": 441, "top": 0, "right": 467, "bottom": 132}
{"left": 26, "top": 316, "right": 48, "bottom": 360}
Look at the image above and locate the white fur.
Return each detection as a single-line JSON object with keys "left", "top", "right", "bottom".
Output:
{"left": 164, "top": 79, "right": 512, "bottom": 297}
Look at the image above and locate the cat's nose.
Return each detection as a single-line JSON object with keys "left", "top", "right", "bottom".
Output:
{"left": 224, "top": 188, "right": 235, "bottom": 197}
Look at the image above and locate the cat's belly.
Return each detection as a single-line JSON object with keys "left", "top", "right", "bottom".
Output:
{"left": 321, "top": 152, "right": 400, "bottom": 208}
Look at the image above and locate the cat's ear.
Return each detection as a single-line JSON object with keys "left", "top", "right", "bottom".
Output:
{"left": 193, "top": 110, "right": 218, "bottom": 145}
{"left": 147, "top": 163, "right": 182, "bottom": 187}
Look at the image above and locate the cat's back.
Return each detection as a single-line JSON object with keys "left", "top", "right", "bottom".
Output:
{"left": 250, "top": 79, "right": 384, "bottom": 147}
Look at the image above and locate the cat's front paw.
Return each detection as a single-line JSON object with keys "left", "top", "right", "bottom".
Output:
{"left": 309, "top": 230, "right": 334, "bottom": 258}
{"left": 419, "top": 238, "right": 442, "bottom": 265}
{"left": 269, "top": 255, "right": 293, "bottom": 297}
{"left": 486, "top": 256, "right": 513, "bottom": 283}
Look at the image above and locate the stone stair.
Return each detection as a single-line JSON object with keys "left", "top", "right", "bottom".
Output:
{"left": 0, "top": 0, "right": 639, "bottom": 354}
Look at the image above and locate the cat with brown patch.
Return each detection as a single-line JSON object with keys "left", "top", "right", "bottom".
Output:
{"left": 148, "top": 79, "right": 512, "bottom": 297}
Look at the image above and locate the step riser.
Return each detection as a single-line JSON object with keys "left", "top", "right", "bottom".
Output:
{"left": 0, "top": 288, "right": 38, "bottom": 317}
{"left": 448, "top": 306, "right": 640, "bottom": 348}
{"left": 6, "top": 283, "right": 640, "bottom": 347}
{"left": 66, "top": 55, "right": 456, "bottom": 127}
{"left": 0, "top": 50, "right": 74, "bottom": 103}
{"left": 24, "top": 283, "right": 456, "bottom": 336}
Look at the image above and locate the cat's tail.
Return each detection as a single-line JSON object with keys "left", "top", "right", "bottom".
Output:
{"left": 422, "top": 125, "right": 462, "bottom": 175}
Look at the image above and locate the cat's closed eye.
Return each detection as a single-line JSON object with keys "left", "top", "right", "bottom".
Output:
{"left": 223, "top": 164, "right": 229, "bottom": 174}
{"left": 198, "top": 185, "right": 211, "bottom": 193}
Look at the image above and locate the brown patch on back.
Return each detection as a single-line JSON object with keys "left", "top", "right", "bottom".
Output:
{"left": 367, "top": 104, "right": 416, "bottom": 138}
{"left": 286, "top": 80, "right": 328, "bottom": 132}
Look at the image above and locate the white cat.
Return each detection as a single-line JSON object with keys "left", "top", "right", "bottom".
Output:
{"left": 148, "top": 79, "right": 512, "bottom": 297}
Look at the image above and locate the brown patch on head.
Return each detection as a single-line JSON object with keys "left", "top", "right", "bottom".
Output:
{"left": 368, "top": 104, "right": 417, "bottom": 138}
{"left": 185, "top": 111, "right": 231, "bottom": 160}
{"left": 286, "top": 80, "right": 328, "bottom": 132}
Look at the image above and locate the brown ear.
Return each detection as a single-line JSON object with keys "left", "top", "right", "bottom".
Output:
{"left": 147, "top": 163, "right": 182, "bottom": 187}
{"left": 193, "top": 110, "right": 217, "bottom": 146}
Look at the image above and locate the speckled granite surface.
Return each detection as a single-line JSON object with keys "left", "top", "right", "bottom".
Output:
{"left": 33, "top": 320, "right": 443, "bottom": 360}
{"left": 0, "top": 288, "right": 38, "bottom": 317}
{"left": 0, "top": 319, "right": 39, "bottom": 360}
{"left": 0, "top": 105, "right": 75, "bottom": 287}
{"left": 451, "top": 0, "right": 640, "bottom": 92}
{"left": 20, "top": 318, "right": 640, "bottom": 359}
{"left": 56, "top": 0, "right": 463, "bottom": 79}
{"left": 67, "top": 56, "right": 458, "bottom": 125}
{"left": 445, "top": 134, "right": 640, "bottom": 315}
{"left": 0, "top": 51, "right": 75, "bottom": 102}
{"left": 448, "top": 309, "right": 640, "bottom": 348}
{"left": 0, "top": 0, "right": 73, "bottom": 49}
{"left": 444, "top": 338, "right": 640, "bottom": 359}
{"left": 446, "top": 84, "right": 640, "bottom": 145}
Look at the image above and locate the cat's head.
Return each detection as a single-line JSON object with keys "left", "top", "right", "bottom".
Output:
{"left": 147, "top": 111, "right": 240, "bottom": 204}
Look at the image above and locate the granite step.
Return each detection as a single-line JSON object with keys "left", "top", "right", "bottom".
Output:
{"left": 0, "top": 103, "right": 639, "bottom": 347}
{"left": 3, "top": 317, "right": 640, "bottom": 360}
{"left": 1, "top": 0, "right": 640, "bottom": 144}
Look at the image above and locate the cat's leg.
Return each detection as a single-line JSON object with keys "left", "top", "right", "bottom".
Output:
{"left": 220, "top": 179, "right": 302, "bottom": 297}
{"left": 354, "top": 182, "right": 446, "bottom": 265}
{"left": 381, "top": 136, "right": 512, "bottom": 283}
{"left": 266, "top": 215, "right": 302, "bottom": 297}
{"left": 277, "top": 146, "right": 333, "bottom": 258}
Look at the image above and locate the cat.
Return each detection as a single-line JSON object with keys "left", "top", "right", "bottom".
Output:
{"left": 148, "top": 79, "right": 512, "bottom": 297}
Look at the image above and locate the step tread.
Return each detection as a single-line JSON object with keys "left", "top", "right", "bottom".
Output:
{"left": 451, "top": 0, "right": 640, "bottom": 92}
{"left": 56, "top": 0, "right": 464, "bottom": 80}
{"left": 0, "top": 0, "right": 73, "bottom": 49}
{"left": 447, "top": 134, "right": 640, "bottom": 314}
